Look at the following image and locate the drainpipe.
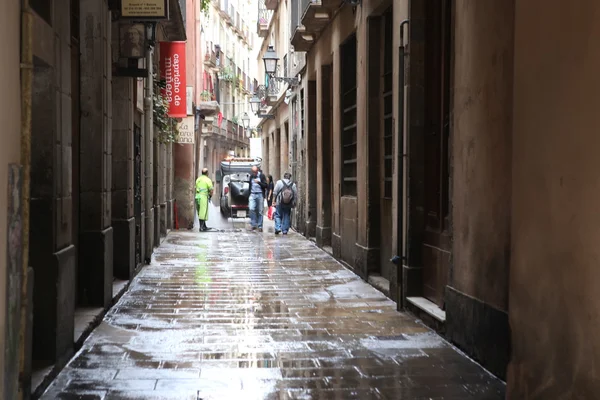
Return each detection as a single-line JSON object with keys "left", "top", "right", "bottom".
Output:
{"left": 144, "top": 40, "right": 154, "bottom": 262}
{"left": 19, "top": 0, "right": 33, "bottom": 397}
{"left": 400, "top": 20, "right": 410, "bottom": 273}
{"left": 392, "top": 20, "right": 410, "bottom": 308}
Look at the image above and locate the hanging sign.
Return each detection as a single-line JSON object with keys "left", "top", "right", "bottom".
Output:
{"left": 159, "top": 41, "right": 187, "bottom": 118}
{"left": 136, "top": 78, "right": 144, "bottom": 111}
{"left": 121, "top": 0, "right": 169, "bottom": 20}
{"left": 176, "top": 116, "right": 195, "bottom": 144}
{"left": 186, "top": 86, "right": 194, "bottom": 115}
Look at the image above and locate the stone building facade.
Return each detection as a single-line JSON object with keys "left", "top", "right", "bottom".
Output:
{"left": 197, "top": 0, "right": 258, "bottom": 189}
{"left": 0, "top": 0, "right": 185, "bottom": 398}
{"left": 256, "top": 0, "right": 295, "bottom": 190}
{"left": 260, "top": 0, "right": 600, "bottom": 396}
{"left": 4, "top": 1, "right": 600, "bottom": 398}
{"left": 0, "top": 0, "right": 23, "bottom": 397}
{"left": 268, "top": 0, "right": 406, "bottom": 297}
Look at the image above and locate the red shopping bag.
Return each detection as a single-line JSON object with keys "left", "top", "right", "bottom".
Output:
{"left": 267, "top": 206, "right": 274, "bottom": 220}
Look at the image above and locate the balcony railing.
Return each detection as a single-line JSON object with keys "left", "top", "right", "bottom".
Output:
{"left": 200, "top": 89, "right": 216, "bottom": 102}
{"left": 290, "top": 0, "right": 300, "bottom": 42}
{"left": 223, "top": 3, "right": 234, "bottom": 25}
{"left": 212, "top": 121, "right": 220, "bottom": 136}
{"left": 227, "top": 120, "right": 234, "bottom": 140}
{"left": 204, "top": 47, "right": 218, "bottom": 69}
{"left": 257, "top": 0, "right": 273, "bottom": 37}
{"left": 301, "top": 0, "right": 330, "bottom": 35}
{"left": 265, "top": 0, "right": 278, "bottom": 10}
{"left": 301, "top": 0, "right": 311, "bottom": 14}
{"left": 219, "top": 0, "right": 229, "bottom": 17}
{"left": 266, "top": 67, "right": 281, "bottom": 102}
{"left": 212, "top": 118, "right": 228, "bottom": 137}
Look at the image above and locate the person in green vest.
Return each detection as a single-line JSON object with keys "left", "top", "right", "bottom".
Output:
{"left": 195, "top": 168, "right": 214, "bottom": 232}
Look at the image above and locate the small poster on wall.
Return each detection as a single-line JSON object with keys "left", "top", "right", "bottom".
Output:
{"left": 176, "top": 117, "right": 195, "bottom": 144}
{"left": 186, "top": 86, "right": 193, "bottom": 116}
{"left": 119, "top": 23, "right": 147, "bottom": 59}
{"left": 121, "top": 0, "right": 169, "bottom": 20}
{"left": 136, "top": 78, "right": 144, "bottom": 112}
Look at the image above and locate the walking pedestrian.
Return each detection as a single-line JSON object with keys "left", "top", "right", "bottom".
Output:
{"left": 273, "top": 172, "right": 297, "bottom": 235}
{"left": 195, "top": 168, "right": 214, "bottom": 232}
{"left": 266, "top": 175, "right": 275, "bottom": 219}
{"left": 248, "top": 165, "right": 268, "bottom": 232}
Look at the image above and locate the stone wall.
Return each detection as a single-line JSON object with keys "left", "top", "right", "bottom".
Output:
{"left": 0, "top": 0, "right": 24, "bottom": 396}
{"left": 508, "top": 0, "right": 600, "bottom": 396}
{"left": 29, "top": 0, "right": 77, "bottom": 364}
{"left": 111, "top": 76, "right": 136, "bottom": 280}
{"left": 446, "top": 0, "right": 514, "bottom": 379}
{"left": 79, "top": 0, "right": 113, "bottom": 308}
{"left": 303, "top": 1, "right": 408, "bottom": 294}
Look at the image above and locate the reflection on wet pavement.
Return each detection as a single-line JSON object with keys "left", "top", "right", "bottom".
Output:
{"left": 42, "top": 227, "right": 505, "bottom": 400}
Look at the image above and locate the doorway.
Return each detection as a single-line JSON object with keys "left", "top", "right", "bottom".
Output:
{"left": 377, "top": 7, "right": 395, "bottom": 281}
{"left": 306, "top": 81, "right": 317, "bottom": 238}
{"left": 71, "top": 0, "right": 82, "bottom": 305}
{"left": 319, "top": 64, "right": 333, "bottom": 247}
{"left": 421, "top": 0, "right": 452, "bottom": 308}
{"left": 339, "top": 34, "right": 358, "bottom": 266}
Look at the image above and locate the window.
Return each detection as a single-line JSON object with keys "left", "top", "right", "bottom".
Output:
{"left": 31, "top": 0, "right": 52, "bottom": 25}
{"left": 340, "top": 34, "right": 357, "bottom": 196}
{"left": 382, "top": 10, "right": 394, "bottom": 198}
{"left": 300, "top": 88, "right": 305, "bottom": 139}
{"left": 70, "top": 0, "right": 79, "bottom": 40}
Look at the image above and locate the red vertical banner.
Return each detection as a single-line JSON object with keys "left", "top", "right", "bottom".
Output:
{"left": 159, "top": 41, "right": 187, "bottom": 118}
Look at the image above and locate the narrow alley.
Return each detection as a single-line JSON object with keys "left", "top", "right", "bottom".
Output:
{"left": 41, "top": 207, "right": 505, "bottom": 400}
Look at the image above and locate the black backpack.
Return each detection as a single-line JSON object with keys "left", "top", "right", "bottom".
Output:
{"left": 281, "top": 181, "right": 294, "bottom": 205}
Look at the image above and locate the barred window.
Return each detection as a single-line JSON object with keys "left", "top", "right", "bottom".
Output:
{"left": 340, "top": 34, "right": 357, "bottom": 196}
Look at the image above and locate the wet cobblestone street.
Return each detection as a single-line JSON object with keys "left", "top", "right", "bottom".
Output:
{"left": 42, "top": 216, "right": 506, "bottom": 399}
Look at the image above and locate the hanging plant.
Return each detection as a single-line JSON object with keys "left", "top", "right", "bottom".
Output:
{"left": 218, "top": 66, "right": 235, "bottom": 83}
{"left": 200, "top": 90, "right": 213, "bottom": 101}
{"left": 153, "top": 77, "right": 180, "bottom": 143}
{"left": 200, "top": 0, "right": 210, "bottom": 14}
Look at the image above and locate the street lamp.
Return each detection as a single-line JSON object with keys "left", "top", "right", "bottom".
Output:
{"left": 249, "top": 95, "right": 261, "bottom": 114}
{"left": 262, "top": 46, "right": 299, "bottom": 86}
{"left": 242, "top": 112, "right": 250, "bottom": 129}
{"left": 263, "top": 45, "right": 279, "bottom": 75}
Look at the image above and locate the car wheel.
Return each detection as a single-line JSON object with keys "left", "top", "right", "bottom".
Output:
{"left": 220, "top": 206, "right": 230, "bottom": 218}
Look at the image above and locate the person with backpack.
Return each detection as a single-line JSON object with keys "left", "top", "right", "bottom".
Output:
{"left": 247, "top": 165, "right": 268, "bottom": 232}
{"left": 273, "top": 172, "right": 298, "bottom": 235}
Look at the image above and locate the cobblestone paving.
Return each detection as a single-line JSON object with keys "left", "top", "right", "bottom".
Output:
{"left": 42, "top": 224, "right": 506, "bottom": 399}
